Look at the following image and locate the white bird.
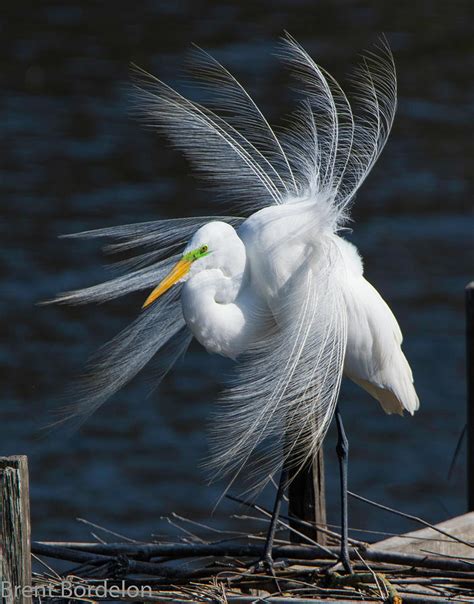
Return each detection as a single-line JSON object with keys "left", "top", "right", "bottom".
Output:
{"left": 51, "top": 35, "right": 419, "bottom": 571}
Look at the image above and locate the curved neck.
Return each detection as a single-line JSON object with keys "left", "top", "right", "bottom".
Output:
{"left": 180, "top": 223, "right": 274, "bottom": 358}
{"left": 182, "top": 267, "right": 265, "bottom": 360}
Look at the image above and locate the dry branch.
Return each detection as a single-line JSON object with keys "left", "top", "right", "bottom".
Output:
{"left": 32, "top": 540, "right": 474, "bottom": 573}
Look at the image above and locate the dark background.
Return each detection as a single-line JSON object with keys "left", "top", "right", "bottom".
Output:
{"left": 1, "top": 1, "right": 473, "bottom": 543}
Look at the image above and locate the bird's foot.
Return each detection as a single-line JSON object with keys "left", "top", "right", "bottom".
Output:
{"left": 340, "top": 550, "right": 353, "bottom": 574}
{"left": 250, "top": 555, "right": 288, "bottom": 574}
{"left": 325, "top": 553, "right": 352, "bottom": 575}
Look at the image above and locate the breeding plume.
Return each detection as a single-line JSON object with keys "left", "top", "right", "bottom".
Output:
{"left": 51, "top": 35, "right": 419, "bottom": 570}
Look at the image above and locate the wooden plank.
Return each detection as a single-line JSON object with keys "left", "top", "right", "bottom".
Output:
{"left": 288, "top": 447, "right": 326, "bottom": 545}
{"left": 374, "top": 511, "right": 474, "bottom": 558}
{"left": 0, "top": 456, "right": 32, "bottom": 604}
{"left": 466, "top": 282, "right": 474, "bottom": 511}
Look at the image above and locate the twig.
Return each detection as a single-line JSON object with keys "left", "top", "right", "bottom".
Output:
{"left": 418, "top": 548, "right": 474, "bottom": 563}
{"left": 227, "top": 494, "right": 363, "bottom": 548}
{"left": 76, "top": 517, "right": 143, "bottom": 544}
{"left": 171, "top": 512, "right": 250, "bottom": 538}
{"left": 348, "top": 491, "right": 474, "bottom": 549}
{"left": 447, "top": 424, "right": 466, "bottom": 480}
{"left": 235, "top": 503, "right": 338, "bottom": 559}
{"left": 161, "top": 515, "right": 206, "bottom": 543}
{"left": 353, "top": 549, "right": 387, "bottom": 600}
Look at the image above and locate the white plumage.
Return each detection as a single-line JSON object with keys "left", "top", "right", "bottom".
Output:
{"left": 51, "top": 34, "right": 419, "bottom": 490}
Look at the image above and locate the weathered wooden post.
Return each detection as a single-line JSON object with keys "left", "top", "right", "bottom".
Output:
{"left": 466, "top": 282, "right": 474, "bottom": 511}
{"left": 0, "top": 456, "right": 32, "bottom": 604}
{"left": 288, "top": 447, "right": 326, "bottom": 544}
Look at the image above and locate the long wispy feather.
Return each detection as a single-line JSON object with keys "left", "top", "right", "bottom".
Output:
{"left": 128, "top": 35, "right": 395, "bottom": 224}
{"left": 51, "top": 254, "right": 183, "bottom": 305}
{"left": 49, "top": 216, "right": 244, "bottom": 303}
{"left": 60, "top": 216, "right": 244, "bottom": 274}
{"left": 280, "top": 34, "right": 355, "bottom": 204}
{"left": 53, "top": 289, "right": 191, "bottom": 429}
{"left": 346, "top": 37, "right": 397, "bottom": 201}
{"left": 206, "top": 238, "right": 347, "bottom": 493}
{"left": 280, "top": 33, "right": 396, "bottom": 217}
{"left": 131, "top": 67, "right": 286, "bottom": 212}
{"left": 188, "top": 45, "right": 298, "bottom": 196}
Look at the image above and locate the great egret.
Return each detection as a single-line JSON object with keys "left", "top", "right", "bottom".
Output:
{"left": 51, "top": 35, "right": 419, "bottom": 571}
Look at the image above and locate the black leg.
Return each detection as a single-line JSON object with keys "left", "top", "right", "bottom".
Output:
{"left": 259, "top": 466, "right": 288, "bottom": 569}
{"left": 335, "top": 405, "right": 352, "bottom": 573}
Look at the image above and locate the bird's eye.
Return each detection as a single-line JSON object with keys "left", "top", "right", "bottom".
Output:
{"left": 200, "top": 245, "right": 208, "bottom": 253}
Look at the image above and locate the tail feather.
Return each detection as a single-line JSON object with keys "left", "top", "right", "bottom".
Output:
{"left": 355, "top": 377, "right": 419, "bottom": 416}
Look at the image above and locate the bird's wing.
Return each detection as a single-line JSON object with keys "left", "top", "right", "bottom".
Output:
{"left": 206, "top": 240, "right": 348, "bottom": 493}
{"left": 344, "top": 276, "right": 419, "bottom": 415}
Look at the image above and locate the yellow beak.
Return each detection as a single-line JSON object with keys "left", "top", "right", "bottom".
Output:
{"left": 142, "top": 258, "right": 192, "bottom": 309}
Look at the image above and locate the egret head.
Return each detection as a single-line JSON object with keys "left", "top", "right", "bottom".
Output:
{"left": 142, "top": 221, "right": 243, "bottom": 308}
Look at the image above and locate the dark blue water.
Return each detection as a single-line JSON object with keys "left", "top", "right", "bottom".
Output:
{"left": 1, "top": 2, "right": 473, "bottom": 544}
